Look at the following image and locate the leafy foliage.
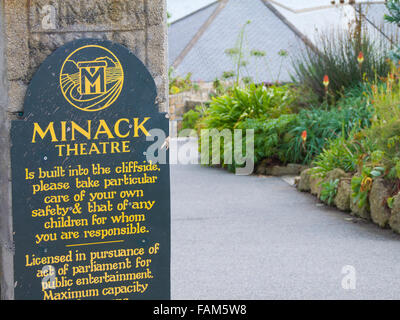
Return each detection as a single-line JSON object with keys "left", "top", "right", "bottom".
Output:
{"left": 292, "top": 29, "right": 390, "bottom": 101}
{"left": 284, "top": 94, "right": 372, "bottom": 164}
{"left": 313, "top": 134, "right": 360, "bottom": 175}
{"left": 197, "top": 81, "right": 372, "bottom": 170}
{"left": 353, "top": 63, "right": 400, "bottom": 175}
{"left": 320, "top": 179, "right": 340, "bottom": 206}
{"left": 169, "top": 68, "right": 195, "bottom": 94}
{"left": 236, "top": 115, "right": 298, "bottom": 164}
{"left": 351, "top": 166, "right": 384, "bottom": 210}
{"left": 181, "top": 108, "right": 202, "bottom": 132}
{"left": 200, "top": 84, "right": 297, "bottom": 131}
{"left": 197, "top": 84, "right": 299, "bottom": 169}
{"left": 385, "top": 0, "right": 400, "bottom": 24}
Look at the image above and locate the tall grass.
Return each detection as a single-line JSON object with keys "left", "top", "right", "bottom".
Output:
{"left": 292, "top": 28, "right": 391, "bottom": 101}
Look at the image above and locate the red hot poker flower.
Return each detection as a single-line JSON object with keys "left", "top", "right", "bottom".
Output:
{"left": 301, "top": 130, "right": 307, "bottom": 142}
{"left": 323, "top": 75, "right": 329, "bottom": 88}
{"left": 357, "top": 51, "right": 364, "bottom": 64}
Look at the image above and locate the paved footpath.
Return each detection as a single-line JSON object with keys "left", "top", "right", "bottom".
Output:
{"left": 170, "top": 140, "right": 400, "bottom": 299}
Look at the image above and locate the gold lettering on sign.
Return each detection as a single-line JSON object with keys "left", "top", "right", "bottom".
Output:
{"left": 31, "top": 118, "right": 151, "bottom": 157}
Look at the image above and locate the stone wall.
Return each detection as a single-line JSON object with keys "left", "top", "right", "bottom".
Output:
{"left": 169, "top": 89, "right": 211, "bottom": 117}
{"left": 4, "top": 0, "right": 168, "bottom": 113}
{"left": 0, "top": 0, "right": 168, "bottom": 300}
{"left": 169, "top": 82, "right": 214, "bottom": 135}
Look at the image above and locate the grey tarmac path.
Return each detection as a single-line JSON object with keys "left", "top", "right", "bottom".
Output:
{"left": 170, "top": 140, "right": 400, "bottom": 299}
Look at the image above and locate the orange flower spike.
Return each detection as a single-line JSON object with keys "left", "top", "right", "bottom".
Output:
{"left": 323, "top": 75, "right": 329, "bottom": 88}
{"left": 301, "top": 130, "right": 307, "bottom": 142}
{"left": 357, "top": 51, "right": 364, "bottom": 65}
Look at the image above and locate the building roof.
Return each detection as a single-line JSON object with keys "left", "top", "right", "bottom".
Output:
{"left": 169, "top": 2, "right": 219, "bottom": 66}
{"left": 169, "top": 0, "right": 307, "bottom": 83}
{"left": 168, "top": 0, "right": 397, "bottom": 83}
{"left": 359, "top": 2, "right": 400, "bottom": 43}
{"left": 269, "top": 0, "right": 382, "bottom": 12}
{"left": 167, "top": 0, "right": 217, "bottom": 23}
{"left": 270, "top": 1, "right": 397, "bottom": 45}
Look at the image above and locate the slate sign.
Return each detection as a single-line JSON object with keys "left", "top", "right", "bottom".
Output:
{"left": 10, "top": 39, "right": 170, "bottom": 300}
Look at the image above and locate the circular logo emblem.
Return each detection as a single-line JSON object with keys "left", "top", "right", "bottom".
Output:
{"left": 60, "top": 45, "right": 124, "bottom": 112}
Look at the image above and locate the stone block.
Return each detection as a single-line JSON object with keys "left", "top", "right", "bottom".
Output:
{"left": 268, "top": 164, "right": 304, "bottom": 176}
{"left": 334, "top": 178, "right": 351, "bottom": 211}
{"left": 255, "top": 159, "right": 270, "bottom": 175}
{"left": 298, "top": 168, "right": 313, "bottom": 192}
{"left": 29, "top": 0, "right": 146, "bottom": 33}
{"left": 7, "top": 81, "right": 27, "bottom": 113}
{"left": 389, "top": 193, "right": 400, "bottom": 234}
{"left": 4, "top": 0, "right": 30, "bottom": 81}
{"left": 310, "top": 173, "right": 323, "bottom": 197}
{"left": 112, "top": 31, "right": 146, "bottom": 63}
{"left": 325, "top": 168, "right": 347, "bottom": 182}
{"left": 146, "top": 0, "right": 165, "bottom": 26}
{"left": 369, "top": 178, "right": 391, "bottom": 228}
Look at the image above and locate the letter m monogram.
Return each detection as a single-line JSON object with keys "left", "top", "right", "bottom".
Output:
{"left": 77, "top": 61, "right": 107, "bottom": 95}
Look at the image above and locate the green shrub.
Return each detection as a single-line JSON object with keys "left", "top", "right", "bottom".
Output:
{"left": 199, "top": 83, "right": 373, "bottom": 170}
{"left": 237, "top": 115, "right": 298, "bottom": 164}
{"left": 353, "top": 64, "right": 400, "bottom": 174}
{"left": 286, "top": 84, "right": 320, "bottom": 112}
{"left": 198, "top": 78, "right": 374, "bottom": 172}
{"left": 200, "top": 83, "right": 297, "bottom": 131}
{"left": 312, "top": 77, "right": 400, "bottom": 183}
{"left": 198, "top": 84, "right": 299, "bottom": 170}
{"left": 169, "top": 68, "right": 194, "bottom": 94}
{"left": 313, "top": 134, "right": 360, "bottom": 175}
{"left": 181, "top": 109, "right": 202, "bottom": 132}
{"left": 284, "top": 96, "right": 372, "bottom": 164}
{"left": 365, "top": 120, "right": 400, "bottom": 167}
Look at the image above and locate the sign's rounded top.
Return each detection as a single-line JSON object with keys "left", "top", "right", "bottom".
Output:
{"left": 60, "top": 44, "right": 125, "bottom": 112}
{"left": 22, "top": 39, "right": 159, "bottom": 120}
